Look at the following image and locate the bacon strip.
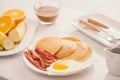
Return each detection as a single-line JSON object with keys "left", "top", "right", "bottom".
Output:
{"left": 24, "top": 51, "right": 46, "bottom": 71}
{"left": 35, "top": 48, "right": 57, "bottom": 60}
{"left": 24, "top": 48, "right": 58, "bottom": 71}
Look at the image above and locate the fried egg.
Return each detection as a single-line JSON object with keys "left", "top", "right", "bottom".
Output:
{"left": 47, "top": 59, "right": 82, "bottom": 74}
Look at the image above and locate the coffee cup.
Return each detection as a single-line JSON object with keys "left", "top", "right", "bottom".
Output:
{"left": 105, "top": 46, "right": 120, "bottom": 76}
{"left": 33, "top": 0, "right": 61, "bottom": 26}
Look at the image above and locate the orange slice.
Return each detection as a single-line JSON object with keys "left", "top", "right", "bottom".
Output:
{"left": 3, "top": 9, "right": 25, "bottom": 25}
{"left": 0, "top": 16, "right": 15, "bottom": 34}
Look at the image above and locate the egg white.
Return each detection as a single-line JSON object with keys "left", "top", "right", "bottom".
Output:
{"left": 47, "top": 59, "right": 82, "bottom": 74}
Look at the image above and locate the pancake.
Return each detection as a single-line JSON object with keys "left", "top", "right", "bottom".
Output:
{"left": 55, "top": 40, "right": 77, "bottom": 59}
{"left": 79, "top": 46, "right": 93, "bottom": 62}
{"left": 63, "top": 41, "right": 88, "bottom": 61}
{"left": 62, "top": 36, "right": 80, "bottom": 42}
{"left": 35, "top": 37, "right": 63, "bottom": 54}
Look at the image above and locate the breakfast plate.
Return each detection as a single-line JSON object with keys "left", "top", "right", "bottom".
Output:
{"left": 71, "top": 13, "right": 120, "bottom": 47}
{"left": 23, "top": 42, "right": 96, "bottom": 76}
{"left": 0, "top": 19, "right": 37, "bottom": 56}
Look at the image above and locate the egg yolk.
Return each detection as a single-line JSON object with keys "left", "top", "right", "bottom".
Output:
{"left": 53, "top": 62, "right": 68, "bottom": 70}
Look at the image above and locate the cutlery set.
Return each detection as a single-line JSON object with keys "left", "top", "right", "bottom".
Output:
{"left": 79, "top": 18, "right": 120, "bottom": 46}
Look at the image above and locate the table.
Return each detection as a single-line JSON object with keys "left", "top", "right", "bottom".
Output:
{"left": 0, "top": 0, "right": 120, "bottom": 80}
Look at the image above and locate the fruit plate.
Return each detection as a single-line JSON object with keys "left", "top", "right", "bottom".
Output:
{"left": 0, "top": 19, "right": 37, "bottom": 56}
{"left": 23, "top": 43, "right": 96, "bottom": 76}
{"left": 71, "top": 13, "right": 120, "bottom": 47}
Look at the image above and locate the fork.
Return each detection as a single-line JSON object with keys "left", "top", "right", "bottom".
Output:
{"left": 98, "top": 27, "right": 120, "bottom": 45}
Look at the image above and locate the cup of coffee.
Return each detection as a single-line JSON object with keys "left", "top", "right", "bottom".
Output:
{"left": 105, "top": 46, "right": 120, "bottom": 76}
{"left": 33, "top": 0, "right": 61, "bottom": 25}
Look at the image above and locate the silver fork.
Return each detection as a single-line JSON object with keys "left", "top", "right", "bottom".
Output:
{"left": 96, "top": 26, "right": 120, "bottom": 46}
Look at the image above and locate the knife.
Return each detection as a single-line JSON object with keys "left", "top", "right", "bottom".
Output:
{"left": 79, "top": 19, "right": 100, "bottom": 32}
{"left": 88, "top": 18, "right": 108, "bottom": 29}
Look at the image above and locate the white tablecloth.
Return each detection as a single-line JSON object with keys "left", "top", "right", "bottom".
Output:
{"left": 0, "top": 0, "right": 120, "bottom": 80}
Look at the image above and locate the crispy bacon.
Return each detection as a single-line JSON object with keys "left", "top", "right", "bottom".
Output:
{"left": 24, "top": 51, "right": 46, "bottom": 71}
{"left": 33, "top": 51, "right": 51, "bottom": 67}
{"left": 24, "top": 48, "right": 58, "bottom": 71}
{"left": 32, "top": 51, "right": 47, "bottom": 68}
{"left": 44, "top": 50, "right": 57, "bottom": 59}
{"left": 42, "top": 57, "right": 55, "bottom": 64}
{"left": 35, "top": 48, "right": 57, "bottom": 60}
{"left": 34, "top": 48, "right": 56, "bottom": 67}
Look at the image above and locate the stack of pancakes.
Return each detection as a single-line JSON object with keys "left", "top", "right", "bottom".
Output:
{"left": 36, "top": 37, "right": 93, "bottom": 62}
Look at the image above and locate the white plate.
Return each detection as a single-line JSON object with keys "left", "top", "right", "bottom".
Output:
{"left": 23, "top": 43, "right": 96, "bottom": 76}
{"left": 0, "top": 19, "right": 37, "bottom": 56}
{"left": 71, "top": 13, "right": 120, "bottom": 47}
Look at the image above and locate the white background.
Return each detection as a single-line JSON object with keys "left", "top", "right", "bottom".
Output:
{"left": 0, "top": 0, "right": 120, "bottom": 80}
